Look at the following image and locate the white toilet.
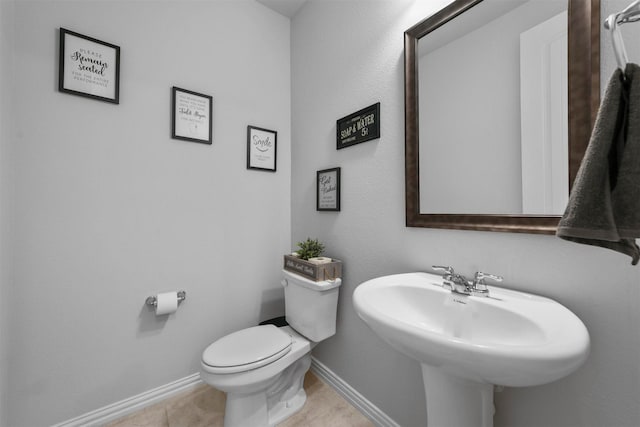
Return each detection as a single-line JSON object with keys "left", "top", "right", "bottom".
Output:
{"left": 200, "top": 269, "right": 342, "bottom": 427}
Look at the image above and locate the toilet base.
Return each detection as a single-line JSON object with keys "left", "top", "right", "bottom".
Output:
{"left": 224, "top": 391, "right": 269, "bottom": 427}
{"left": 222, "top": 353, "right": 311, "bottom": 427}
{"left": 266, "top": 353, "right": 310, "bottom": 425}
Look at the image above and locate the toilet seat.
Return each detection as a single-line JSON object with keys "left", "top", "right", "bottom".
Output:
{"left": 202, "top": 325, "right": 292, "bottom": 374}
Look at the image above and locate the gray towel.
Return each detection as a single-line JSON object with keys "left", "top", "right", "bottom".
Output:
{"left": 557, "top": 63, "right": 640, "bottom": 264}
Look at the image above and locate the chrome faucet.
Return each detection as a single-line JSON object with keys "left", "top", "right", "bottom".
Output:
{"left": 432, "top": 266, "right": 503, "bottom": 297}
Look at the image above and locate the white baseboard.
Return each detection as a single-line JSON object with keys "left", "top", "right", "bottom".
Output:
{"left": 310, "top": 356, "right": 401, "bottom": 427}
{"left": 51, "top": 373, "right": 202, "bottom": 427}
{"left": 53, "top": 359, "right": 397, "bottom": 427}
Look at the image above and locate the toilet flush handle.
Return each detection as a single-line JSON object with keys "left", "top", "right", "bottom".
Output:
{"left": 281, "top": 279, "right": 288, "bottom": 287}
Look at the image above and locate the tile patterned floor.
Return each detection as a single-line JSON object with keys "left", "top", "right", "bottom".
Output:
{"left": 105, "top": 371, "right": 374, "bottom": 427}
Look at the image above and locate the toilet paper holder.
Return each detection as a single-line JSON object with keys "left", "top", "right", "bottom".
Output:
{"left": 145, "top": 290, "right": 186, "bottom": 307}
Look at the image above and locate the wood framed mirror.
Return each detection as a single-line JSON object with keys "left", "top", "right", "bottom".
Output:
{"left": 405, "top": 0, "right": 600, "bottom": 234}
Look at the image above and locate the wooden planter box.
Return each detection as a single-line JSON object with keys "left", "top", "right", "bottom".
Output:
{"left": 283, "top": 255, "right": 342, "bottom": 281}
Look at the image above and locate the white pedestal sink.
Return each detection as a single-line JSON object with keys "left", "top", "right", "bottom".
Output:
{"left": 353, "top": 272, "right": 590, "bottom": 427}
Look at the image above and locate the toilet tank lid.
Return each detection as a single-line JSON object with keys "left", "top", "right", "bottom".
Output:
{"left": 282, "top": 270, "right": 342, "bottom": 291}
{"left": 202, "top": 325, "right": 292, "bottom": 369}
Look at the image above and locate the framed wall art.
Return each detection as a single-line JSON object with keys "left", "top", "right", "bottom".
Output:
{"left": 336, "top": 102, "right": 380, "bottom": 149}
{"left": 247, "top": 126, "right": 277, "bottom": 171}
{"left": 317, "top": 167, "right": 341, "bottom": 211}
{"left": 58, "top": 28, "right": 120, "bottom": 104}
{"left": 171, "top": 86, "right": 213, "bottom": 144}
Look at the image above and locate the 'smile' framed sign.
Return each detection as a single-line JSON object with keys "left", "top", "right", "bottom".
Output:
{"left": 336, "top": 102, "right": 380, "bottom": 150}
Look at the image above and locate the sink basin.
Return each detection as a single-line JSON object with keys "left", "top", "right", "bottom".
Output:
{"left": 353, "top": 272, "right": 590, "bottom": 427}
{"left": 353, "top": 272, "right": 589, "bottom": 386}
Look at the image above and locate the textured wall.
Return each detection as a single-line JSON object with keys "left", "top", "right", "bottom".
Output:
{"left": 292, "top": 1, "right": 640, "bottom": 426}
{"left": 4, "top": 1, "right": 291, "bottom": 425}
{"left": 0, "top": 1, "right": 15, "bottom": 425}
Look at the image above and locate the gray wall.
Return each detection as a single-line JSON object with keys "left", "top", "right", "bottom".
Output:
{"left": 292, "top": 1, "right": 640, "bottom": 426}
{"left": 0, "top": 0, "right": 15, "bottom": 425}
{"left": 1, "top": 1, "right": 291, "bottom": 425}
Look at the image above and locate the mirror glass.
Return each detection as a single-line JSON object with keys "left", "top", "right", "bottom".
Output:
{"left": 419, "top": 0, "right": 568, "bottom": 215}
{"left": 405, "top": 0, "right": 600, "bottom": 233}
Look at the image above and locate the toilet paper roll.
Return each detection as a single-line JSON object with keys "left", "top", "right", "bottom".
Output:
{"left": 307, "top": 257, "right": 332, "bottom": 265}
{"left": 155, "top": 291, "right": 178, "bottom": 315}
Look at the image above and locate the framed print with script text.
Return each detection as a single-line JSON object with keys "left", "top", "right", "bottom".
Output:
{"left": 317, "top": 167, "right": 341, "bottom": 211}
{"left": 247, "top": 125, "right": 277, "bottom": 172}
{"left": 171, "top": 87, "right": 213, "bottom": 144}
{"left": 58, "top": 28, "right": 120, "bottom": 104}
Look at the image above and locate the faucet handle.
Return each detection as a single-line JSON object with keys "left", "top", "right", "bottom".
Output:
{"left": 472, "top": 271, "right": 503, "bottom": 295}
{"left": 474, "top": 271, "right": 503, "bottom": 283}
{"left": 432, "top": 265, "right": 454, "bottom": 276}
{"left": 433, "top": 266, "right": 456, "bottom": 291}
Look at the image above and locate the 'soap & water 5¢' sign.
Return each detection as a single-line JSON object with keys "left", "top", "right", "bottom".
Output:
{"left": 336, "top": 102, "right": 380, "bottom": 149}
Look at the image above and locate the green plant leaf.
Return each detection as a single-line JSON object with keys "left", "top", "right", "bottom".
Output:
{"left": 296, "top": 238, "right": 325, "bottom": 260}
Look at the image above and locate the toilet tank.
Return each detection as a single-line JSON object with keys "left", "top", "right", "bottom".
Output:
{"left": 281, "top": 269, "right": 342, "bottom": 342}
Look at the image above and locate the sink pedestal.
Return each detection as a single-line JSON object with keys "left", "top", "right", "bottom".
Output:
{"left": 421, "top": 365, "right": 494, "bottom": 427}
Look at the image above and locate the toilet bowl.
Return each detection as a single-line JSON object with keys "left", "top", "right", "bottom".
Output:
{"left": 200, "top": 270, "right": 342, "bottom": 427}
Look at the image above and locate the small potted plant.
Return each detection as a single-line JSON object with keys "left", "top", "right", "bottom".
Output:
{"left": 284, "top": 238, "right": 342, "bottom": 281}
{"left": 294, "top": 238, "right": 330, "bottom": 264}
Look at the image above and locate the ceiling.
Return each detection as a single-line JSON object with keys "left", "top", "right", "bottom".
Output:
{"left": 255, "top": 0, "right": 308, "bottom": 18}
